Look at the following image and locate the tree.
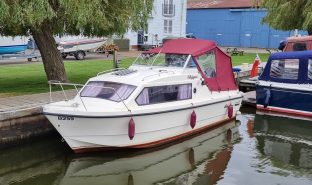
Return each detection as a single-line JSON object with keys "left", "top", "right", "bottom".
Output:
{"left": 261, "top": 0, "right": 312, "bottom": 35}
{"left": 0, "top": 0, "right": 152, "bottom": 82}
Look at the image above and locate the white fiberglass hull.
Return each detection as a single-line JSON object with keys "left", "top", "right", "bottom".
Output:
{"left": 44, "top": 96, "right": 242, "bottom": 153}
{"left": 58, "top": 38, "right": 106, "bottom": 53}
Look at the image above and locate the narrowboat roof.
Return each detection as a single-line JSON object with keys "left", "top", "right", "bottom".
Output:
{"left": 287, "top": 35, "right": 312, "bottom": 42}
{"left": 269, "top": 50, "right": 312, "bottom": 60}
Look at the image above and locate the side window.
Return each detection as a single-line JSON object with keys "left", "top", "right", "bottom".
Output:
{"left": 270, "top": 59, "right": 299, "bottom": 80}
{"left": 136, "top": 84, "right": 192, "bottom": 105}
{"left": 197, "top": 51, "right": 216, "bottom": 78}
{"left": 308, "top": 59, "right": 312, "bottom": 80}
{"left": 293, "top": 42, "right": 307, "bottom": 51}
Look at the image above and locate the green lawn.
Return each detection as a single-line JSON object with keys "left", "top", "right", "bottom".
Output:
{"left": 0, "top": 58, "right": 134, "bottom": 96}
{"left": 231, "top": 53, "right": 269, "bottom": 66}
{"left": 0, "top": 53, "right": 269, "bottom": 96}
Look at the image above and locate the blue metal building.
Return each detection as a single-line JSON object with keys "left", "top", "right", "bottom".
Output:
{"left": 187, "top": 1, "right": 305, "bottom": 49}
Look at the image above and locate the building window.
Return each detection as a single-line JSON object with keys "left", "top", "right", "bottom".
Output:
{"left": 197, "top": 51, "right": 216, "bottom": 78}
{"left": 136, "top": 84, "right": 192, "bottom": 105}
{"left": 163, "top": 0, "right": 175, "bottom": 17}
{"left": 269, "top": 59, "right": 299, "bottom": 80}
{"left": 308, "top": 59, "right": 312, "bottom": 80}
{"left": 164, "top": 20, "right": 173, "bottom": 34}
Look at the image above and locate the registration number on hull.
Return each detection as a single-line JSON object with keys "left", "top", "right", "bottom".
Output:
{"left": 58, "top": 116, "right": 75, "bottom": 120}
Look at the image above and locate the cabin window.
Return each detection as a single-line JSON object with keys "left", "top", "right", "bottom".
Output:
{"left": 293, "top": 42, "right": 307, "bottom": 51}
{"left": 197, "top": 51, "right": 216, "bottom": 78}
{"left": 80, "top": 81, "right": 136, "bottom": 102}
{"left": 136, "top": 84, "right": 192, "bottom": 105}
{"left": 308, "top": 59, "right": 312, "bottom": 80}
{"left": 270, "top": 59, "right": 299, "bottom": 80}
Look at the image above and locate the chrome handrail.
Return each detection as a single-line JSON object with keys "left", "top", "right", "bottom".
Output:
{"left": 48, "top": 81, "right": 131, "bottom": 112}
{"left": 142, "top": 70, "right": 175, "bottom": 81}
{"left": 97, "top": 68, "right": 125, "bottom": 76}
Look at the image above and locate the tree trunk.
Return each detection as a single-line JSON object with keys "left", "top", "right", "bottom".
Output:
{"left": 32, "top": 23, "right": 68, "bottom": 82}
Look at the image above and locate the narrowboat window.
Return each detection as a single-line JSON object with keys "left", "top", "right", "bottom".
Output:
{"left": 292, "top": 42, "right": 307, "bottom": 51}
{"left": 136, "top": 84, "right": 192, "bottom": 105}
{"left": 270, "top": 59, "right": 299, "bottom": 80}
{"left": 308, "top": 59, "right": 312, "bottom": 80}
{"left": 197, "top": 51, "right": 216, "bottom": 78}
{"left": 80, "top": 81, "right": 136, "bottom": 102}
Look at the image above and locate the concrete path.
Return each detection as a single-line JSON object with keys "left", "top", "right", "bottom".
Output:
{"left": 0, "top": 50, "right": 141, "bottom": 65}
{"left": 0, "top": 90, "right": 76, "bottom": 121}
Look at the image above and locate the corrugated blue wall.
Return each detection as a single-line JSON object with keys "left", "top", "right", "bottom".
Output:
{"left": 187, "top": 9, "right": 305, "bottom": 48}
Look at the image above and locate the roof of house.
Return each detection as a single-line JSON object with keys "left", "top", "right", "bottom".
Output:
{"left": 187, "top": 0, "right": 256, "bottom": 9}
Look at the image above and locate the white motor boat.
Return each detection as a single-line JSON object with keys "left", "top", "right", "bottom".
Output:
{"left": 57, "top": 37, "right": 106, "bottom": 60}
{"left": 43, "top": 39, "right": 243, "bottom": 153}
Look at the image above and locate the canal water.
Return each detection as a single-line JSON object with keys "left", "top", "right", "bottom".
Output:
{"left": 1, "top": 107, "right": 312, "bottom": 185}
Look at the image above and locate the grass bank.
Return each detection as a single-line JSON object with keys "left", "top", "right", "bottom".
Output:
{"left": 0, "top": 53, "right": 269, "bottom": 96}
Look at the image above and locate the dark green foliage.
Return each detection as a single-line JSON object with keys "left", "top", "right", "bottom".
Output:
{"left": 0, "top": 0, "right": 152, "bottom": 82}
{"left": 0, "top": 0, "right": 153, "bottom": 36}
{"left": 261, "top": 0, "right": 312, "bottom": 34}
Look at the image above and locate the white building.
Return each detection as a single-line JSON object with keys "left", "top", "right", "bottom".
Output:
{"left": 125, "top": 0, "right": 187, "bottom": 49}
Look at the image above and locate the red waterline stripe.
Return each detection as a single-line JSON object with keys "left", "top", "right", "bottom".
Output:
{"left": 257, "top": 105, "right": 312, "bottom": 117}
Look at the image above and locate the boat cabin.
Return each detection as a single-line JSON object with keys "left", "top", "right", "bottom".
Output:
{"left": 78, "top": 39, "right": 238, "bottom": 107}
{"left": 258, "top": 51, "right": 312, "bottom": 84}
{"left": 44, "top": 39, "right": 243, "bottom": 152}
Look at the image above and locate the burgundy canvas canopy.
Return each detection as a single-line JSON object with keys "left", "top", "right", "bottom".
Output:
{"left": 144, "top": 39, "right": 237, "bottom": 91}
{"left": 144, "top": 39, "right": 216, "bottom": 57}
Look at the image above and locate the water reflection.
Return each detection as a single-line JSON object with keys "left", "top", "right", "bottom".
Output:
{"left": 59, "top": 121, "right": 240, "bottom": 185}
{"left": 2, "top": 111, "right": 312, "bottom": 185}
{"left": 253, "top": 113, "right": 312, "bottom": 170}
{"left": 0, "top": 134, "right": 69, "bottom": 185}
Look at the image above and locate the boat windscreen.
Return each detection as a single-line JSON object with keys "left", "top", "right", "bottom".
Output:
{"left": 152, "top": 53, "right": 189, "bottom": 67}
{"left": 133, "top": 53, "right": 190, "bottom": 68}
{"left": 133, "top": 53, "right": 157, "bottom": 66}
{"left": 80, "top": 81, "right": 136, "bottom": 102}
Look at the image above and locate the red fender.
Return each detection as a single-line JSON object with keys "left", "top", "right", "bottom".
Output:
{"left": 128, "top": 118, "right": 135, "bottom": 140}
{"left": 190, "top": 110, "right": 196, "bottom": 129}
{"left": 228, "top": 104, "right": 233, "bottom": 118}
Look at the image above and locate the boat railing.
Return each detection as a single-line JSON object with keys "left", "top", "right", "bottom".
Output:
{"left": 97, "top": 68, "right": 125, "bottom": 76}
{"left": 48, "top": 80, "right": 131, "bottom": 112}
{"left": 142, "top": 70, "right": 175, "bottom": 81}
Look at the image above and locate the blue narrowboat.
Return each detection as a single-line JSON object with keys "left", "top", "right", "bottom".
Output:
{"left": 256, "top": 51, "right": 312, "bottom": 117}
